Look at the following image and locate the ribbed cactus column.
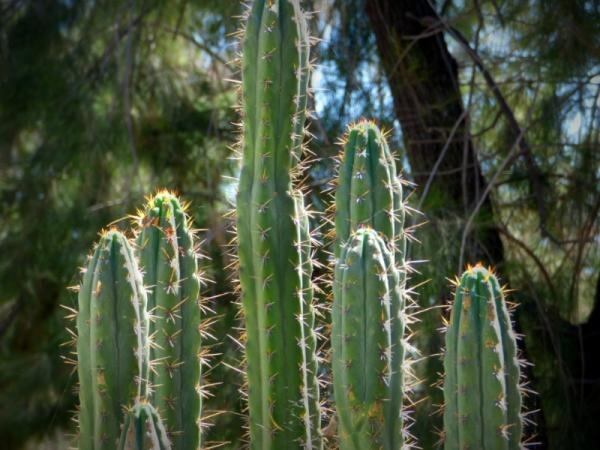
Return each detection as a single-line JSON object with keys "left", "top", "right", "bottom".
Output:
{"left": 443, "top": 264, "right": 523, "bottom": 450}
{"left": 134, "top": 191, "right": 201, "bottom": 449}
{"left": 77, "top": 230, "right": 149, "bottom": 450}
{"left": 292, "top": 190, "right": 321, "bottom": 449}
{"left": 332, "top": 228, "right": 406, "bottom": 450}
{"left": 335, "top": 121, "right": 404, "bottom": 260}
{"left": 237, "top": 0, "right": 321, "bottom": 448}
{"left": 118, "top": 402, "right": 171, "bottom": 450}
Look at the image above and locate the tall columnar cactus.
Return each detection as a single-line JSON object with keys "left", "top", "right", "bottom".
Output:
{"left": 236, "top": 0, "right": 322, "bottom": 448}
{"left": 443, "top": 264, "right": 523, "bottom": 450}
{"left": 332, "top": 228, "right": 406, "bottom": 450}
{"left": 118, "top": 402, "right": 171, "bottom": 450}
{"left": 292, "top": 190, "right": 321, "bottom": 447}
{"left": 134, "top": 191, "right": 202, "bottom": 449}
{"left": 77, "top": 230, "right": 149, "bottom": 450}
{"left": 335, "top": 121, "right": 405, "bottom": 261}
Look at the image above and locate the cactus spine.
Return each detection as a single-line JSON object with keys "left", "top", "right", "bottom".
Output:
{"left": 443, "top": 264, "right": 523, "bottom": 449}
{"left": 335, "top": 121, "right": 404, "bottom": 261}
{"left": 237, "top": 0, "right": 321, "bottom": 448}
{"left": 118, "top": 402, "right": 171, "bottom": 450}
{"left": 77, "top": 230, "right": 149, "bottom": 450}
{"left": 134, "top": 191, "right": 202, "bottom": 449}
{"left": 332, "top": 228, "right": 406, "bottom": 450}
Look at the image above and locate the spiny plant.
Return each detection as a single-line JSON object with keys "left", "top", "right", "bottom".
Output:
{"left": 334, "top": 120, "right": 405, "bottom": 261}
{"left": 443, "top": 264, "right": 523, "bottom": 449}
{"left": 235, "top": 0, "right": 322, "bottom": 448}
{"left": 292, "top": 189, "right": 321, "bottom": 447}
{"left": 133, "top": 191, "right": 203, "bottom": 449}
{"left": 332, "top": 227, "right": 407, "bottom": 450}
{"left": 118, "top": 401, "right": 171, "bottom": 450}
{"left": 76, "top": 229, "right": 149, "bottom": 450}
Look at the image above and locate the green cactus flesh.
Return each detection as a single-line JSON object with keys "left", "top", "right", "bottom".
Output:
{"left": 335, "top": 121, "right": 404, "bottom": 261}
{"left": 135, "top": 191, "right": 201, "bottom": 449}
{"left": 443, "top": 264, "right": 523, "bottom": 450}
{"left": 292, "top": 190, "right": 321, "bottom": 449}
{"left": 332, "top": 227, "right": 406, "bottom": 450}
{"left": 118, "top": 402, "right": 171, "bottom": 450}
{"left": 237, "top": 1, "right": 321, "bottom": 448}
{"left": 77, "top": 230, "right": 149, "bottom": 450}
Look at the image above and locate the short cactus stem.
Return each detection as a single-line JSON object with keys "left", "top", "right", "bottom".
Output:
{"left": 335, "top": 120, "right": 405, "bottom": 262}
{"left": 332, "top": 227, "right": 406, "bottom": 450}
{"left": 236, "top": 0, "right": 322, "bottom": 448}
{"left": 76, "top": 230, "right": 149, "bottom": 450}
{"left": 134, "top": 191, "right": 202, "bottom": 449}
{"left": 443, "top": 264, "right": 523, "bottom": 450}
{"left": 118, "top": 401, "right": 171, "bottom": 450}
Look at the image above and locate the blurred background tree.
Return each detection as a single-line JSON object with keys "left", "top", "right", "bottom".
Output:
{"left": 0, "top": 0, "right": 598, "bottom": 448}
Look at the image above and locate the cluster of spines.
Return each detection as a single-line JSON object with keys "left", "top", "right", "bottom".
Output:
{"left": 133, "top": 191, "right": 203, "bottom": 449}
{"left": 442, "top": 264, "right": 524, "bottom": 450}
{"left": 332, "top": 228, "right": 406, "bottom": 450}
{"left": 118, "top": 401, "right": 171, "bottom": 450}
{"left": 234, "top": 0, "right": 322, "bottom": 448}
{"left": 76, "top": 229, "right": 149, "bottom": 450}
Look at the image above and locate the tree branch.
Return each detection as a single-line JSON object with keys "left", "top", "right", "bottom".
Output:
{"left": 417, "top": 7, "right": 551, "bottom": 242}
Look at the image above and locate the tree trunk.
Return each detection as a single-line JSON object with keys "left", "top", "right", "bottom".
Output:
{"left": 365, "top": 1, "right": 600, "bottom": 449}
{"left": 577, "top": 273, "right": 600, "bottom": 445}
{"left": 365, "top": 0, "right": 503, "bottom": 266}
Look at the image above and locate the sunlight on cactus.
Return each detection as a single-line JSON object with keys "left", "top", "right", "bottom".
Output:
{"left": 133, "top": 191, "right": 202, "bottom": 449}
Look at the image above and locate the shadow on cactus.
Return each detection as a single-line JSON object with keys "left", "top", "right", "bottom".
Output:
{"left": 119, "top": 401, "right": 171, "bottom": 450}
{"left": 332, "top": 227, "right": 408, "bottom": 450}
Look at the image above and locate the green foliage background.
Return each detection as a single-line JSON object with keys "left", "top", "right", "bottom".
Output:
{"left": 0, "top": 0, "right": 598, "bottom": 449}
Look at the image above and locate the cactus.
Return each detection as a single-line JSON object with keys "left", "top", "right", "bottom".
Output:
{"left": 332, "top": 227, "right": 406, "bottom": 450}
{"left": 335, "top": 121, "right": 405, "bottom": 261}
{"left": 236, "top": 0, "right": 322, "bottom": 448}
{"left": 292, "top": 190, "right": 321, "bottom": 448}
{"left": 76, "top": 230, "right": 149, "bottom": 450}
{"left": 443, "top": 264, "right": 523, "bottom": 450}
{"left": 118, "top": 402, "right": 171, "bottom": 450}
{"left": 134, "top": 191, "right": 202, "bottom": 449}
